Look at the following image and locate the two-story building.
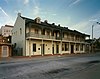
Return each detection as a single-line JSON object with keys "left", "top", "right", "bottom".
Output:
{"left": 12, "top": 13, "right": 90, "bottom": 56}
{"left": 0, "top": 25, "right": 13, "bottom": 37}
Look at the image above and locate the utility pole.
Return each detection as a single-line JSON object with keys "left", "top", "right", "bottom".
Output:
{"left": 91, "top": 22, "right": 100, "bottom": 53}
{"left": 92, "top": 25, "right": 94, "bottom": 53}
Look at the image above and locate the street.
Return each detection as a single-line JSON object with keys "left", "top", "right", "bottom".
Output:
{"left": 0, "top": 53, "right": 100, "bottom": 79}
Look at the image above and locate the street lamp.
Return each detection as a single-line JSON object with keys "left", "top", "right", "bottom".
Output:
{"left": 92, "top": 22, "right": 100, "bottom": 53}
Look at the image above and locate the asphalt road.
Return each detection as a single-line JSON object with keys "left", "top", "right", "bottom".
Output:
{"left": 0, "top": 53, "right": 100, "bottom": 79}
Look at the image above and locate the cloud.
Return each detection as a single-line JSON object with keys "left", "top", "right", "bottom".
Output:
{"left": 0, "top": 6, "right": 14, "bottom": 27}
{"left": 89, "top": 19, "right": 98, "bottom": 22}
{"left": 24, "top": 0, "right": 29, "bottom": 5}
{"left": 32, "top": 0, "right": 40, "bottom": 16}
{"left": 89, "top": 11, "right": 100, "bottom": 23}
{"left": 71, "top": 11, "right": 100, "bottom": 38}
{"left": 14, "top": 9, "right": 22, "bottom": 14}
{"left": 52, "top": 14, "right": 57, "bottom": 16}
{"left": 0, "top": 7, "right": 9, "bottom": 17}
{"left": 0, "top": 19, "right": 14, "bottom": 28}
{"left": 33, "top": 6, "right": 40, "bottom": 16}
{"left": 71, "top": 11, "right": 100, "bottom": 30}
{"left": 69, "top": 0, "right": 81, "bottom": 7}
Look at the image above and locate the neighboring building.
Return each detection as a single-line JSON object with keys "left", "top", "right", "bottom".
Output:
{"left": 0, "top": 25, "right": 13, "bottom": 37}
{"left": 0, "top": 35, "right": 12, "bottom": 57}
{"left": 12, "top": 13, "right": 90, "bottom": 56}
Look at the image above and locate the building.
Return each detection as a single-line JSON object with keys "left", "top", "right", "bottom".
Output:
{"left": 0, "top": 35, "right": 12, "bottom": 57}
{"left": 12, "top": 13, "right": 90, "bottom": 56}
{"left": 0, "top": 25, "right": 13, "bottom": 37}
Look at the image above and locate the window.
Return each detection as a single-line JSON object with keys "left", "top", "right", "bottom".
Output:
{"left": 65, "top": 43, "right": 69, "bottom": 51}
{"left": 35, "top": 29, "right": 39, "bottom": 34}
{"left": 63, "top": 33, "right": 64, "bottom": 38}
{"left": 20, "top": 28, "right": 22, "bottom": 35}
{"left": 47, "top": 31, "right": 50, "bottom": 36}
{"left": 51, "top": 32, "right": 54, "bottom": 36}
{"left": 76, "top": 44, "right": 79, "bottom": 51}
{"left": 62, "top": 44, "right": 64, "bottom": 51}
{"left": 33, "top": 43, "right": 36, "bottom": 52}
{"left": 7, "top": 38, "right": 9, "bottom": 41}
{"left": 62, "top": 43, "right": 69, "bottom": 51}
{"left": 80, "top": 44, "right": 84, "bottom": 51}
{"left": 42, "top": 29, "right": 45, "bottom": 35}
{"left": 4, "top": 33, "right": 6, "bottom": 35}
{"left": 36, "top": 17, "right": 41, "bottom": 23}
{"left": 6, "top": 30, "right": 8, "bottom": 32}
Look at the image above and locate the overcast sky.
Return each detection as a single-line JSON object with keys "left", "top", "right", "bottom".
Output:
{"left": 0, "top": 0, "right": 100, "bottom": 38}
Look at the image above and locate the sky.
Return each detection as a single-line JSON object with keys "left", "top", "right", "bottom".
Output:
{"left": 0, "top": 0, "right": 100, "bottom": 38}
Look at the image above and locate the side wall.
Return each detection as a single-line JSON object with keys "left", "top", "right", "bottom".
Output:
{"left": 12, "top": 16, "right": 26, "bottom": 56}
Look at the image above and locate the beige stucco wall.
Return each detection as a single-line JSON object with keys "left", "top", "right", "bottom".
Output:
{"left": 26, "top": 40, "right": 54, "bottom": 56}
{"left": 26, "top": 39, "right": 77, "bottom": 56}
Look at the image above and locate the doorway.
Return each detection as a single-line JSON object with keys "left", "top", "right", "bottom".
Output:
{"left": 41, "top": 44, "right": 45, "bottom": 55}
{"left": 52, "top": 46, "right": 54, "bottom": 54}
{"left": 2, "top": 46, "right": 8, "bottom": 57}
{"left": 56, "top": 45, "right": 59, "bottom": 54}
{"left": 71, "top": 45, "right": 74, "bottom": 54}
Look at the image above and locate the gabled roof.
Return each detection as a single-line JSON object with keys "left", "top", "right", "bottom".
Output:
{"left": 21, "top": 16, "right": 35, "bottom": 24}
{"left": 5, "top": 25, "right": 13, "bottom": 27}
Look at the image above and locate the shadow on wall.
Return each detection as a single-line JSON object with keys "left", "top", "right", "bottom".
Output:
{"left": 12, "top": 43, "right": 23, "bottom": 56}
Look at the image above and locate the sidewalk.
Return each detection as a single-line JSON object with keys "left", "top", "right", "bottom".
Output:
{"left": 0, "top": 52, "right": 100, "bottom": 64}
{"left": 0, "top": 55, "right": 61, "bottom": 63}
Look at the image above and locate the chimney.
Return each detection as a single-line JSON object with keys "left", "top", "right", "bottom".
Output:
{"left": 18, "top": 13, "right": 21, "bottom": 17}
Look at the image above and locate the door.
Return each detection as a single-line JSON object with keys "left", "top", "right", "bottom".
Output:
{"left": 52, "top": 46, "right": 54, "bottom": 54}
{"left": 71, "top": 45, "right": 74, "bottom": 54}
{"left": 56, "top": 45, "right": 59, "bottom": 54}
{"left": 41, "top": 44, "right": 45, "bottom": 55}
{"left": 2, "top": 46, "right": 8, "bottom": 57}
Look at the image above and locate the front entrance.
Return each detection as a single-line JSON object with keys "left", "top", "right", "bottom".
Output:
{"left": 71, "top": 45, "right": 74, "bottom": 54}
{"left": 41, "top": 44, "right": 45, "bottom": 55}
{"left": 2, "top": 46, "right": 8, "bottom": 57}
